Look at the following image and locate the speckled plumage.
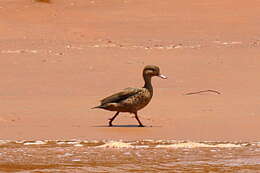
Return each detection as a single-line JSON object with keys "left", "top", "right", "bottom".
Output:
{"left": 93, "top": 65, "right": 167, "bottom": 127}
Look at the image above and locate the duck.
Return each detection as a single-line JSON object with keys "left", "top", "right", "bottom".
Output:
{"left": 92, "top": 65, "right": 167, "bottom": 127}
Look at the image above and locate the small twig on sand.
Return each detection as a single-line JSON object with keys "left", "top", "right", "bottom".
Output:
{"left": 34, "top": 0, "right": 51, "bottom": 3}
{"left": 185, "top": 90, "right": 221, "bottom": 95}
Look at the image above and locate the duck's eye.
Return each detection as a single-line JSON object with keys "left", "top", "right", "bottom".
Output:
{"left": 152, "top": 69, "right": 157, "bottom": 73}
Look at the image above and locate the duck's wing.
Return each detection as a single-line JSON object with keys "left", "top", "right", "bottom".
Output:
{"left": 100, "top": 88, "right": 142, "bottom": 105}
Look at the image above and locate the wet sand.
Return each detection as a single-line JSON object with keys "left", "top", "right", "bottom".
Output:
{"left": 1, "top": 0, "right": 260, "bottom": 142}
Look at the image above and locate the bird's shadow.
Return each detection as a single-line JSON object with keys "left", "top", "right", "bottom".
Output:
{"left": 93, "top": 125, "right": 161, "bottom": 128}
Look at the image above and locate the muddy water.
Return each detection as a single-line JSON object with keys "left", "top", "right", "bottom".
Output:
{"left": 0, "top": 140, "right": 259, "bottom": 172}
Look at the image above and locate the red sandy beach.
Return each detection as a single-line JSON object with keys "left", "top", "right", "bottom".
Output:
{"left": 1, "top": 0, "right": 260, "bottom": 141}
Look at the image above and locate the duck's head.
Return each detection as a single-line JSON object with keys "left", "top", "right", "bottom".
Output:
{"left": 143, "top": 65, "right": 167, "bottom": 79}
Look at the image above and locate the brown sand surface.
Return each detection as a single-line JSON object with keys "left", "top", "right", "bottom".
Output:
{"left": 1, "top": 0, "right": 260, "bottom": 141}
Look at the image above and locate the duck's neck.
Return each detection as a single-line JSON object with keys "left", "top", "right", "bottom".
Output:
{"left": 143, "top": 75, "right": 153, "bottom": 94}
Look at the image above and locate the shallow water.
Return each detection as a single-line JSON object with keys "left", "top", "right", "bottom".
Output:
{"left": 0, "top": 140, "right": 260, "bottom": 172}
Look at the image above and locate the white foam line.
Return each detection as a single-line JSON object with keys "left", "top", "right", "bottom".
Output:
{"left": 155, "top": 142, "right": 241, "bottom": 148}
{"left": 23, "top": 140, "right": 47, "bottom": 145}
{"left": 74, "top": 144, "right": 84, "bottom": 147}
{"left": 0, "top": 140, "right": 10, "bottom": 145}
{"left": 96, "top": 141, "right": 134, "bottom": 148}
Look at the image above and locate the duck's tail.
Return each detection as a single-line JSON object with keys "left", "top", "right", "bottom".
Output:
{"left": 91, "top": 105, "right": 106, "bottom": 109}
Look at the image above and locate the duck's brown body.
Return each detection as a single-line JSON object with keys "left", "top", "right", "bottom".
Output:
{"left": 93, "top": 65, "right": 166, "bottom": 127}
{"left": 99, "top": 87, "right": 152, "bottom": 113}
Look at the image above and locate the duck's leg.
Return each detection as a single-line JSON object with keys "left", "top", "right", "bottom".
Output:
{"left": 134, "top": 112, "right": 144, "bottom": 127}
{"left": 108, "top": 111, "right": 119, "bottom": 126}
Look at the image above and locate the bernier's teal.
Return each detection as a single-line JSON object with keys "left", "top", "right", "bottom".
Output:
{"left": 93, "top": 65, "right": 167, "bottom": 127}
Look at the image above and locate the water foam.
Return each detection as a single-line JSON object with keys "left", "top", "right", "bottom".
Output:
{"left": 97, "top": 141, "right": 134, "bottom": 148}
{"left": 23, "top": 140, "right": 47, "bottom": 145}
{"left": 155, "top": 142, "right": 241, "bottom": 148}
{"left": 0, "top": 140, "right": 10, "bottom": 145}
{"left": 0, "top": 140, "right": 252, "bottom": 149}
